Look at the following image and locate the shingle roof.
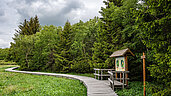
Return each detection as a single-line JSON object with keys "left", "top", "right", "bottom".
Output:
{"left": 110, "top": 48, "right": 135, "bottom": 58}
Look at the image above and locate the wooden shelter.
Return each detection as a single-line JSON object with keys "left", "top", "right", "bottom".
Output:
{"left": 110, "top": 48, "right": 134, "bottom": 71}
{"left": 109, "top": 48, "right": 134, "bottom": 85}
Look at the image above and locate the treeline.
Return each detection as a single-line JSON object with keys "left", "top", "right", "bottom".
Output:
{"left": 2, "top": 0, "right": 170, "bottom": 95}
{"left": 7, "top": 16, "right": 101, "bottom": 73}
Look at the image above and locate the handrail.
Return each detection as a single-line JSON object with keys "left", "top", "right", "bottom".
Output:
{"left": 94, "top": 68, "right": 114, "bottom": 80}
{"left": 108, "top": 71, "right": 113, "bottom": 75}
{"left": 94, "top": 68, "right": 115, "bottom": 71}
{"left": 108, "top": 70, "right": 129, "bottom": 90}
{"left": 110, "top": 71, "right": 129, "bottom": 73}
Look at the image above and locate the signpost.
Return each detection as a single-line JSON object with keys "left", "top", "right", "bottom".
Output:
{"left": 141, "top": 52, "right": 146, "bottom": 96}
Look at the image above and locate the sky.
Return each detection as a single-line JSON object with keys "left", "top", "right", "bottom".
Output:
{"left": 0, "top": 0, "right": 105, "bottom": 48}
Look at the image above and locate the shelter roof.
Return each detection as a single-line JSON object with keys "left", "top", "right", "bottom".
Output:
{"left": 110, "top": 48, "right": 135, "bottom": 58}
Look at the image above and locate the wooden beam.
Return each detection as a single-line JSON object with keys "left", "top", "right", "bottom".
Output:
{"left": 125, "top": 55, "right": 128, "bottom": 85}
{"left": 120, "top": 73, "right": 122, "bottom": 82}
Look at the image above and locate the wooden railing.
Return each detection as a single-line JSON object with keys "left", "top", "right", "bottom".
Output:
{"left": 108, "top": 71, "right": 129, "bottom": 90}
{"left": 94, "top": 68, "right": 114, "bottom": 80}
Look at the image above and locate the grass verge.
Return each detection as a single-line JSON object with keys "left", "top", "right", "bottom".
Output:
{"left": 66, "top": 72, "right": 94, "bottom": 78}
{"left": 0, "top": 65, "right": 87, "bottom": 96}
{"left": 0, "top": 60, "right": 16, "bottom": 65}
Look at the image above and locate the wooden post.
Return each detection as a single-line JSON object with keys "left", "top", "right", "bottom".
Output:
{"left": 115, "top": 59, "right": 118, "bottom": 79}
{"left": 98, "top": 70, "right": 99, "bottom": 80}
{"left": 115, "top": 73, "right": 118, "bottom": 79}
{"left": 120, "top": 73, "right": 122, "bottom": 82}
{"left": 122, "top": 72, "right": 125, "bottom": 89}
{"left": 125, "top": 55, "right": 128, "bottom": 85}
{"left": 101, "top": 70, "right": 103, "bottom": 80}
{"left": 112, "top": 72, "right": 114, "bottom": 90}
{"left": 95, "top": 69, "right": 96, "bottom": 79}
{"left": 141, "top": 52, "right": 146, "bottom": 96}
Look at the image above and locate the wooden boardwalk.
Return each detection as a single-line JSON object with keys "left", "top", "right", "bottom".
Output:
{"left": 5, "top": 67, "right": 118, "bottom": 96}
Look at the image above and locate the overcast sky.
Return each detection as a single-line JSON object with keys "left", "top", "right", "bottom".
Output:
{"left": 0, "top": 0, "right": 105, "bottom": 48}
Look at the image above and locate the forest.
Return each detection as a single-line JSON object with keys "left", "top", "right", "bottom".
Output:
{"left": 0, "top": 0, "right": 170, "bottom": 95}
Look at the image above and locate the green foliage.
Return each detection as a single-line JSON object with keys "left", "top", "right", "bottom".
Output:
{"left": 92, "top": 1, "right": 170, "bottom": 95}
{"left": 56, "top": 21, "right": 73, "bottom": 72}
{"left": 12, "top": 35, "right": 36, "bottom": 70}
{"left": 135, "top": 0, "right": 171, "bottom": 95}
{"left": 0, "top": 65, "right": 86, "bottom": 96}
{"left": 116, "top": 81, "right": 153, "bottom": 96}
{"left": 93, "top": 0, "right": 147, "bottom": 79}
{"left": 70, "top": 17, "right": 100, "bottom": 72}
{"left": 32, "top": 25, "right": 59, "bottom": 71}
{"left": 14, "top": 15, "right": 40, "bottom": 36}
{"left": 0, "top": 48, "right": 9, "bottom": 60}
{"left": 9, "top": 15, "right": 41, "bottom": 69}
{"left": 10, "top": 18, "right": 100, "bottom": 73}
{"left": 71, "top": 59, "right": 90, "bottom": 73}
{"left": 146, "top": 82, "right": 171, "bottom": 96}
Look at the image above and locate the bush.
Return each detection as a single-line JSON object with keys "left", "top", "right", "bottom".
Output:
{"left": 71, "top": 60, "right": 90, "bottom": 73}
{"left": 146, "top": 82, "right": 171, "bottom": 96}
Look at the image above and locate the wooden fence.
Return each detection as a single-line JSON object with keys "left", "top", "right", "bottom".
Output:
{"left": 94, "top": 68, "right": 114, "bottom": 80}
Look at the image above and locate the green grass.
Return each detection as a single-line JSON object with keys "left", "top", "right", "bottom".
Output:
{"left": 0, "top": 65, "right": 87, "bottom": 96}
{"left": 0, "top": 60, "right": 16, "bottom": 65}
{"left": 115, "top": 81, "right": 152, "bottom": 96}
{"left": 66, "top": 73, "right": 94, "bottom": 78}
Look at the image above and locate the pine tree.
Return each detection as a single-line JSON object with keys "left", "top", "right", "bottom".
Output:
{"left": 11, "top": 16, "right": 41, "bottom": 70}
{"left": 57, "top": 21, "right": 73, "bottom": 72}
{"left": 92, "top": 1, "right": 124, "bottom": 69}
{"left": 14, "top": 15, "right": 40, "bottom": 36}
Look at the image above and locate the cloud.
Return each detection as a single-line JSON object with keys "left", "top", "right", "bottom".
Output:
{"left": 0, "top": 0, "right": 20, "bottom": 48}
{"left": 0, "top": 9, "right": 4, "bottom": 16}
{"left": 0, "top": 38, "right": 11, "bottom": 48}
{"left": 0, "top": 0, "right": 105, "bottom": 48}
{"left": 66, "top": 0, "right": 105, "bottom": 24}
{"left": 8, "top": 0, "right": 84, "bottom": 26}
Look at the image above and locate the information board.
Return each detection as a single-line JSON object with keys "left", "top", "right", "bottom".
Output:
{"left": 115, "top": 57, "right": 125, "bottom": 71}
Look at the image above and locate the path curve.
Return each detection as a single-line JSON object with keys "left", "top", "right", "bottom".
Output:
{"left": 5, "top": 67, "right": 118, "bottom": 96}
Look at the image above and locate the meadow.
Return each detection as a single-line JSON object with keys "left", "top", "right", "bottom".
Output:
{"left": 0, "top": 65, "right": 87, "bottom": 96}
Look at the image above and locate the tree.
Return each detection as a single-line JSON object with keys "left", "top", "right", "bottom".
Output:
{"left": 103, "top": 0, "right": 123, "bottom": 7}
{"left": 57, "top": 21, "right": 73, "bottom": 72}
{"left": 10, "top": 16, "right": 41, "bottom": 69}
{"left": 14, "top": 15, "right": 40, "bottom": 36}
{"left": 33, "top": 25, "right": 59, "bottom": 71}
{"left": 136, "top": 0, "right": 171, "bottom": 95}
{"left": 70, "top": 17, "right": 100, "bottom": 72}
{"left": 93, "top": 0, "right": 149, "bottom": 81}
{"left": 12, "top": 35, "right": 36, "bottom": 70}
